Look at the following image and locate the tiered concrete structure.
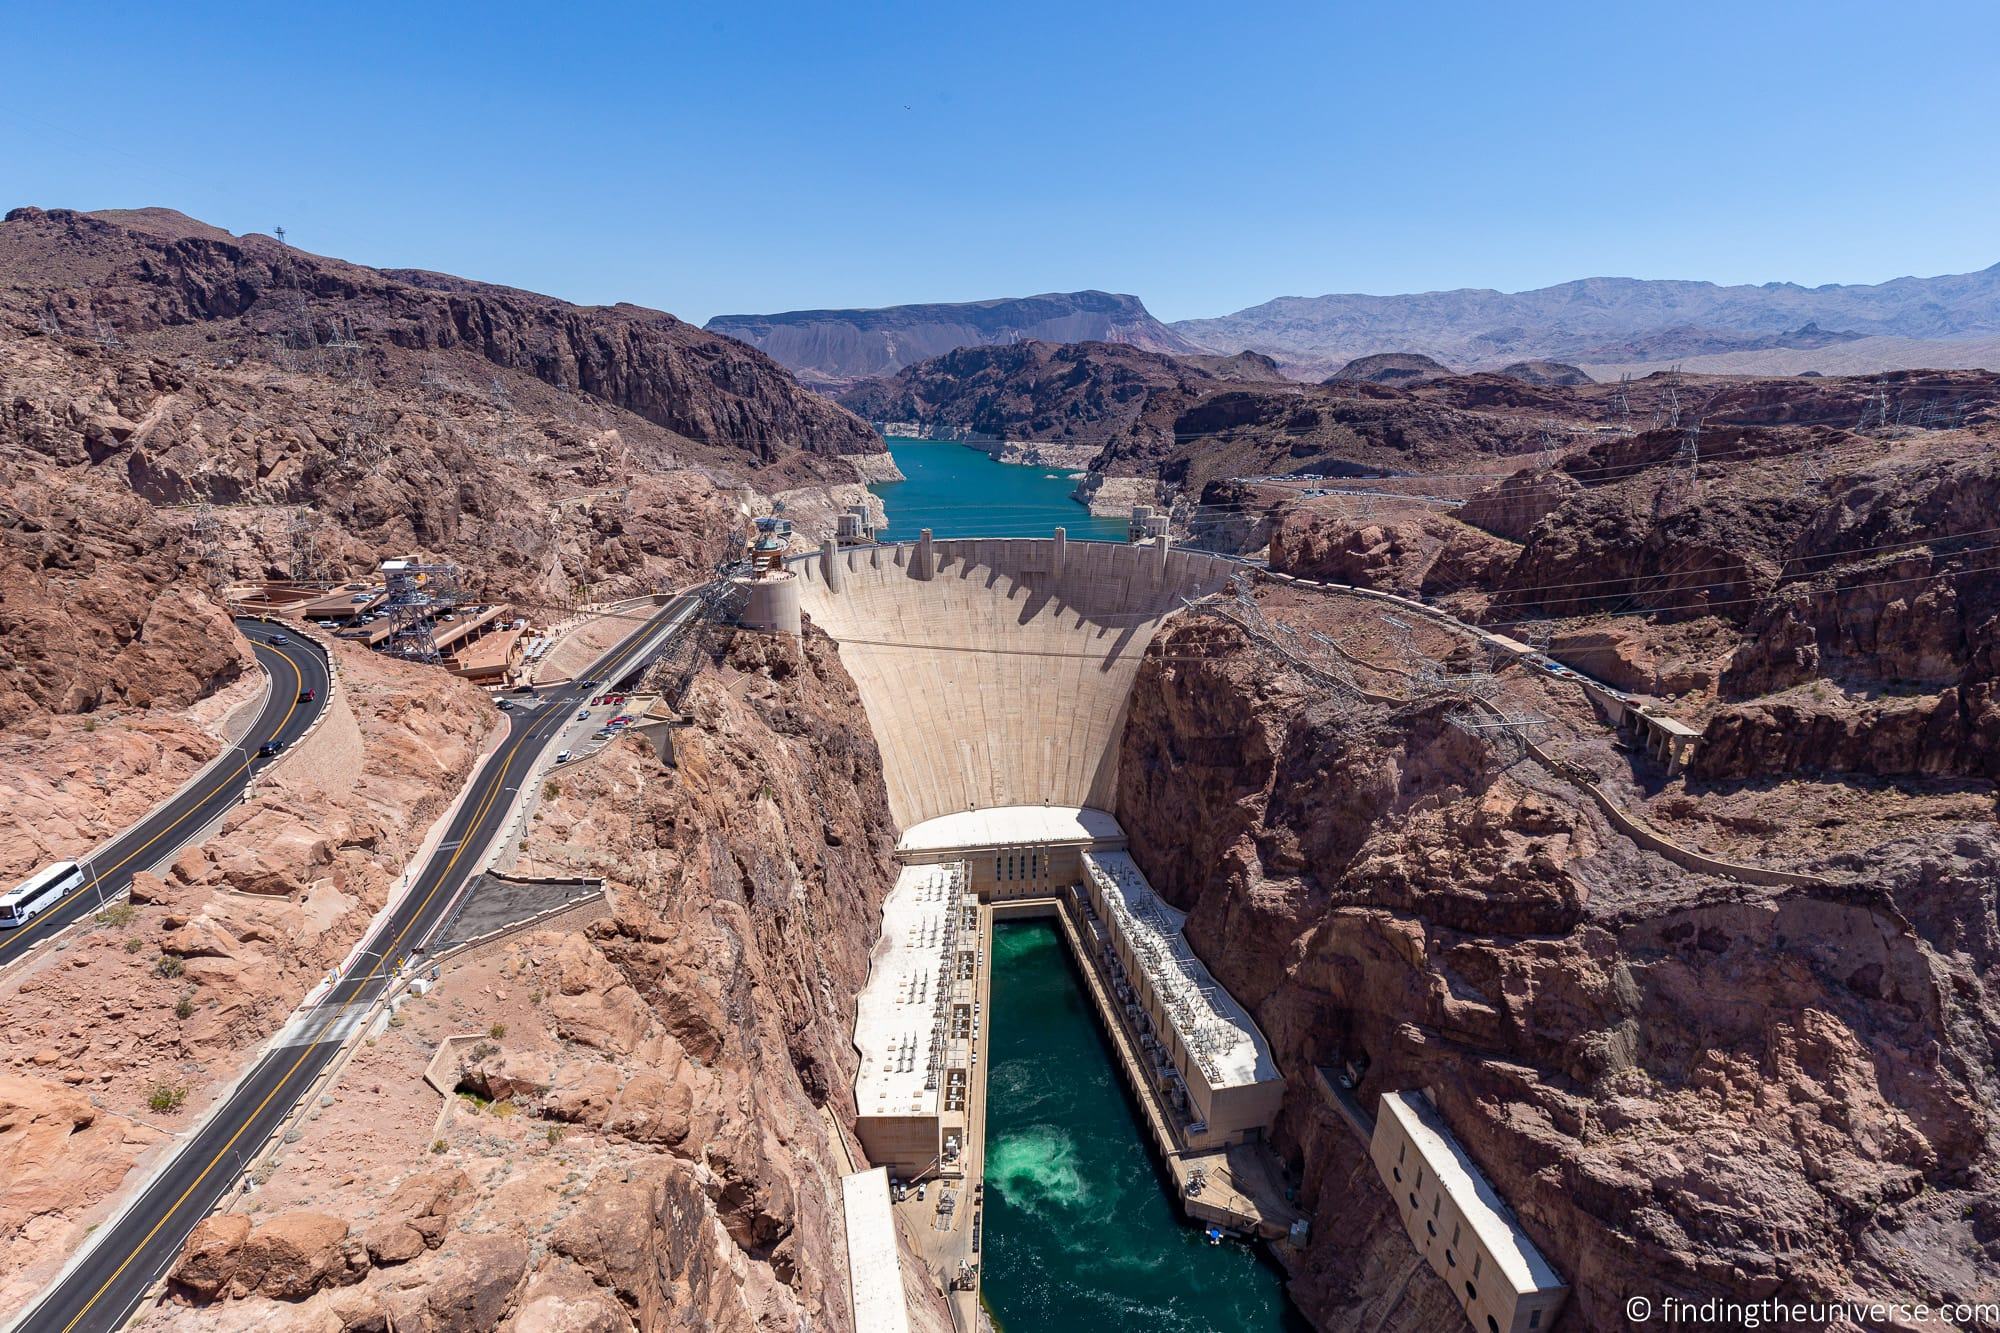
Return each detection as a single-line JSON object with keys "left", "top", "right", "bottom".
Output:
{"left": 793, "top": 535, "right": 1235, "bottom": 831}
{"left": 1077, "top": 851, "right": 1283, "bottom": 1149}
{"left": 852, "top": 862, "right": 981, "bottom": 1180}
{"left": 1371, "top": 1090, "right": 1569, "bottom": 1333}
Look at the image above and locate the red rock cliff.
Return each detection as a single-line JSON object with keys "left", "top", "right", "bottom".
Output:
{"left": 1115, "top": 602, "right": 2000, "bottom": 1331}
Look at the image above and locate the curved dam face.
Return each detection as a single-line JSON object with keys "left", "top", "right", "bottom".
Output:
{"left": 793, "top": 537, "right": 1235, "bottom": 830}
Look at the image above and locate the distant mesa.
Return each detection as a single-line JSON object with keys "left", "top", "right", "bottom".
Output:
{"left": 1494, "top": 359, "right": 1595, "bottom": 386}
{"left": 706, "top": 290, "right": 1203, "bottom": 387}
{"left": 1325, "top": 352, "right": 1455, "bottom": 385}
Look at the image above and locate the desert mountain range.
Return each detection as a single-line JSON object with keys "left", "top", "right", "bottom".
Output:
{"left": 716, "top": 263, "right": 2000, "bottom": 386}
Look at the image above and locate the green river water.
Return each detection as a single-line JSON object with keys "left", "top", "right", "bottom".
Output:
{"left": 984, "top": 922, "right": 1304, "bottom": 1333}
{"left": 867, "top": 437, "right": 1130, "bottom": 542}
{"left": 865, "top": 438, "right": 1299, "bottom": 1329}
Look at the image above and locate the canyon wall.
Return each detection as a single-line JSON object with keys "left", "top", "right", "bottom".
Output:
{"left": 1113, "top": 597, "right": 2000, "bottom": 1331}
{"left": 794, "top": 538, "right": 1235, "bottom": 830}
{"left": 153, "top": 626, "right": 951, "bottom": 1332}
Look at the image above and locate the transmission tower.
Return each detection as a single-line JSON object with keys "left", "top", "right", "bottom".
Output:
{"left": 1379, "top": 613, "right": 1442, "bottom": 693}
{"left": 1447, "top": 707, "right": 1551, "bottom": 768}
{"left": 187, "top": 502, "right": 226, "bottom": 588}
{"left": 1798, "top": 437, "right": 1833, "bottom": 496}
{"left": 381, "top": 559, "right": 461, "bottom": 663}
{"left": 1612, "top": 374, "right": 1632, "bottom": 425}
{"left": 1537, "top": 424, "right": 1561, "bottom": 473}
{"left": 1653, "top": 418, "right": 1702, "bottom": 519}
{"left": 1857, "top": 385, "right": 1892, "bottom": 433}
{"left": 288, "top": 508, "right": 321, "bottom": 583}
{"left": 322, "top": 315, "right": 365, "bottom": 381}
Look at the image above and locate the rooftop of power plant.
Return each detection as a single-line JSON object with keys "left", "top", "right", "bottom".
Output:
{"left": 1082, "top": 850, "right": 1279, "bottom": 1091}
{"left": 853, "top": 861, "right": 968, "bottom": 1118}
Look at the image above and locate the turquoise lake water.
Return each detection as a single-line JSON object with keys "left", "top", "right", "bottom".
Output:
{"left": 868, "top": 437, "right": 1130, "bottom": 542}
{"left": 983, "top": 921, "right": 1305, "bottom": 1333}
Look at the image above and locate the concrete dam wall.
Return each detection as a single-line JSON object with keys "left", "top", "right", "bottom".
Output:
{"left": 793, "top": 537, "right": 1236, "bottom": 831}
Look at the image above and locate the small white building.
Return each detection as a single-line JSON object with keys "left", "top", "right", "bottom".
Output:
{"left": 840, "top": 1168, "right": 913, "bottom": 1333}
{"left": 1370, "top": 1090, "right": 1569, "bottom": 1333}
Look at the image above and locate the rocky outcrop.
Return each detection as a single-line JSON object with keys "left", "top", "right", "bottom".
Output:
{"left": 1115, "top": 605, "right": 2000, "bottom": 1331}
{"left": 1268, "top": 507, "right": 1516, "bottom": 605}
{"left": 839, "top": 339, "right": 1216, "bottom": 458}
{"left": 1457, "top": 467, "right": 1582, "bottom": 543}
{"left": 1496, "top": 360, "right": 1595, "bottom": 386}
{"left": 170, "top": 1212, "right": 368, "bottom": 1302}
{"left": 1325, "top": 352, "right": 1454, "bottom": 385}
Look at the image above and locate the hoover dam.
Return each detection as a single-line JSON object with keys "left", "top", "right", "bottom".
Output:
{"left": 792, "top": 532, "right": 1235, "bottom": 828}
{"left": 741, "top": 533, "right": 1316, "bottom": 1329}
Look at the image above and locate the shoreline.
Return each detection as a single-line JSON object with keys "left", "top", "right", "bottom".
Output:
{"left": 869, "top": 436, "right": 1128, "bottom": 542}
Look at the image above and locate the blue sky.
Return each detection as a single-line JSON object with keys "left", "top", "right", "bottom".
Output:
{"left": 4, "top": 1, "right": 1997, "bottom": 324}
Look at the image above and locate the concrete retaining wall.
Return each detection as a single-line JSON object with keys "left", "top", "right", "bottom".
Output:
{"left": 429, "top": 892, "right": 611, "bottom": 973}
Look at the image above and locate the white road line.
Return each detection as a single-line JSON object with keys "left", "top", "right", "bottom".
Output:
{"left": 271, "top": 999, "right": 376, "bottom": 1050}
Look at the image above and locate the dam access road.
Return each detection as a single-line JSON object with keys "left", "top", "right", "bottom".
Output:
{"left": 14, "top": 590, "right": 707, "bottom": 1333}
{"left": 0, "top": 618, "right": 332, "bottom": 973}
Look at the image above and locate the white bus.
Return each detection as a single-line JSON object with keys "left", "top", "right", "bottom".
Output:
{"left": 0, "top": 861, "right": 84, "bottom": 928}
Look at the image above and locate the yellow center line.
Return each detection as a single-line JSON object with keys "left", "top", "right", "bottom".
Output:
{"left": 1, "top": 644, "right": 306, "bottom": 961}
{"left": 57, "top": 599, "right": 680, "bottom": 1329}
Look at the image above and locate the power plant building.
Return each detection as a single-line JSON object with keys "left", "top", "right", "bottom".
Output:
{"left": 1370, "top": 1090, "right": 1569, "bottom": 1333}
{"left": 851, "top": 861, "right": 980, "bottom": 1180}
{"left": 1078, "top": 850, "right": 1283, "bottom": 1149}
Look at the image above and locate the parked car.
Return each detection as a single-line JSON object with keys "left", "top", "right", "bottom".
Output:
{"left": 555, "top": 750, "right": 572, "bottom": 764}
{"left": 576, "top": 710, "right": 590, "bottom": 721}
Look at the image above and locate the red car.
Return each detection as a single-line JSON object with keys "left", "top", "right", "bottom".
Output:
{"left": 298, "top": 688, "right": 316, "bottom": 703}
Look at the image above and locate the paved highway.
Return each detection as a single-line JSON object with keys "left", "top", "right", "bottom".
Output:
{"left": 0, "top": 619, "right": 331, "bottom": 973}
{"left": 15, "top": 590, "right": 704, "bottom": 1333}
